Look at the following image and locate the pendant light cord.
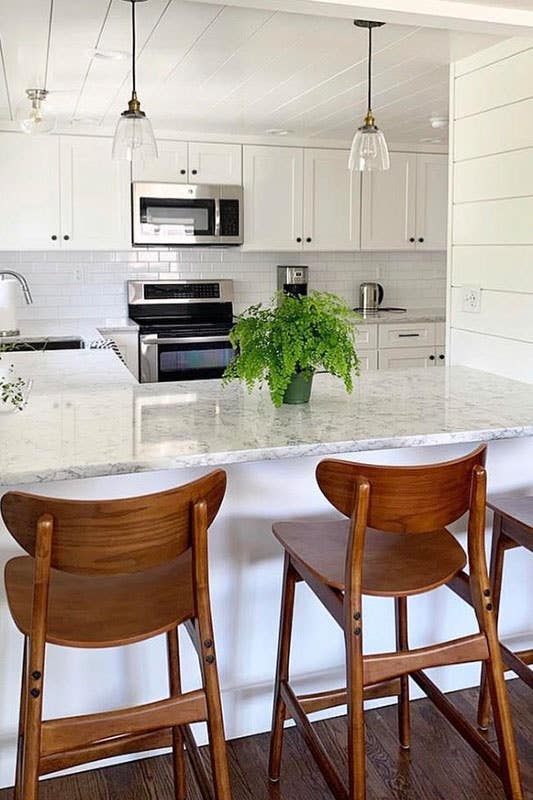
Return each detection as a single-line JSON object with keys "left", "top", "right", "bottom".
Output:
{"left": 131, "top": 0, "right": 137, "bottom": 97}
{"left": 367, "top": 25, "right": 372, "bottom": 112}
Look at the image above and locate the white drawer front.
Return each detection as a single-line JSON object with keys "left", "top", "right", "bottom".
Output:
{"left": 379, "top": 346, "right": 436, "bottom": 370}
{"left": 359, "top": 350, "right": 378, "bottom": 371}
{"left": 435, "top": 322, "right": 445, "bottom": 346}
{"left": 378, "top": 322, "right": 435, "bottom": 349}
{"left": 354, "top": 324, "right": 378, "bottom": 350}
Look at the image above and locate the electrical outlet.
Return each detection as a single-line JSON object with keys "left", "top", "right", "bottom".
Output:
{"left": 73, "top": 267, "right": 85, "bottom": 282}
{"left": 462, "top": 286, "right": 481, "bottom": 313}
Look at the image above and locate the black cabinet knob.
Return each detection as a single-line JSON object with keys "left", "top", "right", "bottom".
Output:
{"left": 439, "top": 354, "right": 445, "bottom": 360}
{"left": 306, "top": 237, "right": 312, "bottom": 243}
{"left": 296, "top": 237, "right": 302, "bottom": 243}
{"left": 418, "top": 237, "right": 424, "bottom": 243}
{"left": 51, "top": 235, "right": 57, "bottom": 241}
{"left": 180, "top": 169, "right": 186, "bottom": 175}
{"left": 191, "top": 169, "right": 197, "bottom": 175}
{"left": 409, "top": 237, "right": 415, "bottom": 243}
{"left": 429, "top": 354, "right": 435, "bottom": 361}
{"left": 63, "top": 235, "right": 70, "bottom": 241}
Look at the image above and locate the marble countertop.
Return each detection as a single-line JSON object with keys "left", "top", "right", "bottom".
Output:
{"left": 0, "top": 350, "right": 532, "bottom": 486}
{"left": 353, "top": 308, "right": 445, "bottom": 325}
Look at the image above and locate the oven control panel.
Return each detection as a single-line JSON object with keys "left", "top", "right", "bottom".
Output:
{"left": 145, "top": 283, "right": 220, "bottom": 300}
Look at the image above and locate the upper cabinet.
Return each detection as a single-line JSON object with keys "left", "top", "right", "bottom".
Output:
{"left": 0, "top": 132, "right": 130, "bottom": 250}
{"left": 303, "top": 149, "right": 360, "bottom": 251}
{"left": 361, "top": 152, "right": 447, "bottom": 250}
{"left": 243, "top": 145, "right": 360, "bottom": 251}
{"left": 243, "top": 145, "right": 304, "bottom": 251}
{"left": 60, "top": 136, "right": 130, "bottom": 250}
{"left": 133, "top": 141, "right": 242, "bottom": 185}
{"left": 0, "top": 133, "right": 61, "bottom": 250}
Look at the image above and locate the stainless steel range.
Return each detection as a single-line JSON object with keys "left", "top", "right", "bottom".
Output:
{"left": 128, "top": 279, "right": 235, "bottom": 383}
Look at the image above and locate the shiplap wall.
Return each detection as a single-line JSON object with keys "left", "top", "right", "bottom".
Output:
{"left": 449, "top": 39, "right": 533, "bottom": 382}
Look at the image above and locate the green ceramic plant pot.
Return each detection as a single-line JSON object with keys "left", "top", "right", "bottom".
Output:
{"left": 283, "top": 371, "right": 314, "bottom": 404}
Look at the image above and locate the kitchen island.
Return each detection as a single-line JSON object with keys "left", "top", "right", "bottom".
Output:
{"left": 0, "top": 350, "right": 532, "bottom": 787}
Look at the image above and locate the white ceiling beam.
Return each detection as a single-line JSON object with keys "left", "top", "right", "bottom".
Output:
{"left": 188, "top": 0, "right": 533, "bottom": 36}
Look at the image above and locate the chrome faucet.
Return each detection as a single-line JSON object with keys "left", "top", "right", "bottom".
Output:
{"left": 0, "top": 270, "right": 33, "bottom": 304}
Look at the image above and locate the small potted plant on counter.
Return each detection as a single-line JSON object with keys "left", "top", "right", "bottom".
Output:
{"left": 223, "top": 291, "right": 360, "bottom": 406}
{"left": 0, "top": 346, "right": 31, "bottom": 412}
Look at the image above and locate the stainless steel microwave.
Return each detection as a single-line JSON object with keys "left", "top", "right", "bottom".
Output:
{"left": 132, "top": 182, "right": 243, "bottom": 246}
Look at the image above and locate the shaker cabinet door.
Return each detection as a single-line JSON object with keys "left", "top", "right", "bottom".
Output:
{"left": 243, "top": 145, "right": 304, "bottom": 251}
{"left": 132, "top": 140, "right": 189, "bottom": 182}
{"left": 303, "top": 148, "right": 360, "bottom": 251}
{"left": 361, "top": 152, "right": 416, "bottom": 250}
{"left": 60, "top": 136, "right": 131, "bottom": 250}
{"left": 0, "top": 132, "right": 61, "bottom": 250}
{"left": 415, "top": 153, "right": 448, "bottom": 250}
{"left": 188, "top": 142, "right": 242, "bottom": 185}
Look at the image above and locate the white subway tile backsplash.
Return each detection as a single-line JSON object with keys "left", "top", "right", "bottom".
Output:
{"left": 10, "top": 249, "right": 446, "bottom": 320}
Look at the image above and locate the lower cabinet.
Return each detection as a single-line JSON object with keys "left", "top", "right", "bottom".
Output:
{"left": 356, "top": 321, "right": 445, "bottom": 371}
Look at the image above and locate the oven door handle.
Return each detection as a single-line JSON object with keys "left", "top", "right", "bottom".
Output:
{"left": 140, "top": 335, "right": 232, "bottom": 345}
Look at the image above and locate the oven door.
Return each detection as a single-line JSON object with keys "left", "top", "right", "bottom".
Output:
{"left": 132, "top": 182, "right": 220, "bottom": 245}
{"left": 139, "top": 334, "right": 235, "bottom": 382}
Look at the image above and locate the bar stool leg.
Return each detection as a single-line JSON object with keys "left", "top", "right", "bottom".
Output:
{"left": 167, "top": 627, "right": 187, "bottom": 800}
{"left": 478, "top": 513, "right": 506, "bottom": 731}
{"left": 13, "top": 637, "right": 28, "bottom": 800}
{"left": 345, "top": 611, "right": 366, "bottom": 800}
{"left": 395, "top": 597, "right": 411, "bottom": 750}
{"left": 20, "top": 641, "right": 46, "bottom": 800}
{"left": 269, "top": 553, "right": 297, "bottom": 783}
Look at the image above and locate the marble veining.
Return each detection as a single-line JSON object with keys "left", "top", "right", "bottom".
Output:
{"left": 353, "top": 308, "right": 445, "bottom": 324}
{"left": 0, "top": 349, "right": 532, "bottom": 486}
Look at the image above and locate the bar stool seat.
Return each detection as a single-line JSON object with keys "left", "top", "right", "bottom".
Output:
{"left": 5, "top": 551, "right": 193, "bottom": 648}
{"left": 273, "top": 520, "right": 466, "bottom": 596}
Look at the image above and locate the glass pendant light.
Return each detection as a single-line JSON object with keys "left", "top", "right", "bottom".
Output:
{"left": 348, "top": 20, "right": 390, "bottom": 172}
{"left": 112, "top": 0, "right": 157, "bottom": 162}
{"left": 17, "top": 89, "right": 56, "bottom": 135}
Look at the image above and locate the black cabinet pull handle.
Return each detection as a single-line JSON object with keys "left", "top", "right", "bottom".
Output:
{"left": 409, "top": 237, "right": 415, "bottom": 243}
{"left": 296, "top": 237, "right": 302, "bottom": 243}
{"left": 398, "top": 333, "right": 420, "bottom": 338}
{"left": 51, "top": 234, "right": 57, "bottom": 241}
{"left": 191, "top": 169, "right": 197, "bottom": 175}
{"left": 63, "top": 235, "right": 70, "bottom": 241}
{"left": 180, "top": 169, "right": 186, "bottom": 175}
{"left": 429, "top": 355, "right": 435, "bottom": 361}
{"left": 418, "top": 237, "right": 424, "bottom": 243}
{"left": 306, "top": 237, "right": 312, "bottom": 243}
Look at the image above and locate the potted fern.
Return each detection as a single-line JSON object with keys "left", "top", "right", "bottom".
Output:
{"left": 223, "top": 291, "right": 360, "bottom": 407}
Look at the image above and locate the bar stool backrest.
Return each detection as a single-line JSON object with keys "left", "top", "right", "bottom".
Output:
{"left": 1, "top": 469, "right": 226, "bottom": 575}
{"left": 316, "top": 445, "right": 487, "bottom": 533}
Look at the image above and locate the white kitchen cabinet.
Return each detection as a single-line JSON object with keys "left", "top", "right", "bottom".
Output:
{"left": 354, "top": 324, "right": 378, "bottom": 350}
{"left": 303, "top": 148, "right": 360, "bottom": 251}
{"left": 361, "top": 152, "right": 415, "bottom": 250}
{"left": 243, "top": 145, "right": 304, "bottom": 251}
{"left": 415, "top": 154, "right": 448, "bottom": 250}
{"left": 361, "top": 152, "right": 447, "bottom": 251}
{"left": 60, "top": 136, "right": 130, "bottom": 250}
{"left": 379, "top": 346, "right": 436, "bottom": 369}
{"left": 378, "top": 322, "right": 435, "bottom": 349}
{"left": 188, "top": 142, "right": 242, "bottom": 185}
{"left": 358, "top": 350, "right": 378, "bottom": 371}
{"left": 132, "top": 140, "right": 188, "bottom": 182}
{"left": 133, "top": 141, "right": 241, "bottom": 185}
{"left": 0, "top": 133, "right": 61, "bottom": 250}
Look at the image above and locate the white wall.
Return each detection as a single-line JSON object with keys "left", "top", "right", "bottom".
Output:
{"left": 449, "top": 38, "right": 533, "bottom": 382}
{"left": 3, "top": 249, "right": 446, "bottom": 321}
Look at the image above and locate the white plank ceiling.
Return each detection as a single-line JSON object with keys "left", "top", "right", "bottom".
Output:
{"left": 0, "top": 0, "right": 503, "bottom": 144}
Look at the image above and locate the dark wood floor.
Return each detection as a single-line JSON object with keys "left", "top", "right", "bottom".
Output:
{"left": 1, "top": 680, "right": 531, "bottom": 800}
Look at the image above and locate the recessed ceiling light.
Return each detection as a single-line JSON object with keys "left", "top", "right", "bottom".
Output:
{"left": 429, "top": 115, "right": 448, "bottom": 129}
{"left": 91, "top": 48, "right": 129, "bottom": 61}
{"left": 266, "top": 128, "right": 293, "bottom": 136}
{"left": 420, "top": 137, "right": 443, "bottom": 143}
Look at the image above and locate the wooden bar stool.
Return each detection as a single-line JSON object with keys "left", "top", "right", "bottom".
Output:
{"left": 1, "top": 470, "right": 232, "bottom": 800}
{"left": 268, "top": 445, "right": 524, "bottom": 800}
{"left": 478, "top": 495, "right": 533, "bottom": 731}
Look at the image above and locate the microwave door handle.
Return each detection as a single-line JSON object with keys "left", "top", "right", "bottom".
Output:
{"left": 140, "top": 335, "right": 232, "bottom": 345}
{"left": 214, "top": 197, "right": 221, "bottom": 238}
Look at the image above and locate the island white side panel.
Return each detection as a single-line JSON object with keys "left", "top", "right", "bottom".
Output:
{"left": 1, "top": 438, "right": 532, "bottom": 788}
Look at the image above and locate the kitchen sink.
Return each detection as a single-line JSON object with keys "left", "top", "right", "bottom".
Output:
{"left": 0, "top": 336, "right": 85, "bottom": 351}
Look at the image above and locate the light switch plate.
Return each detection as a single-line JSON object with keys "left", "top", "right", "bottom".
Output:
{"left": 462, "top": 286, "right": 481, "bottom": 313}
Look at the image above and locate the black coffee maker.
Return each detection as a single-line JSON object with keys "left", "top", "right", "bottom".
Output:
{"left": 277, "top": 266, "right": 308, "bottom": 298}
